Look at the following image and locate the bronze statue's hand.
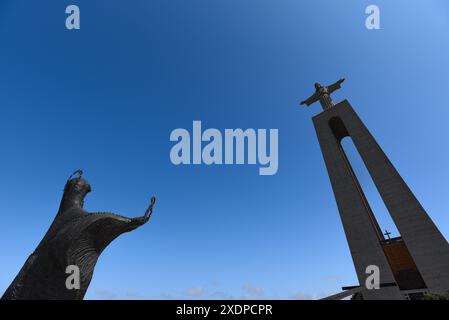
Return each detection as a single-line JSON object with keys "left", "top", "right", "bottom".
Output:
{"left": 125, "top": 196, "right": 156, "bottom": 228}
{"left": 144, "top": 196, "right": 156, "bottom": 221}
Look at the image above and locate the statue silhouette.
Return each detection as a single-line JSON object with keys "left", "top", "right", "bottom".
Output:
{"left": 2, "top": 170, "right": 156, "bottom": 300}
{"left": 300, "top": 78, "right": 345, "bottom": 110}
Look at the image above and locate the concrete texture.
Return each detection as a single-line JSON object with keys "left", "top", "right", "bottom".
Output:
{"left": 312, "top": 100, "right": 449, "bottom": 298}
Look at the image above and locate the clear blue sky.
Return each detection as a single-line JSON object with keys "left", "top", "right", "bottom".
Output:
{"left": 1, "top": 0, "right": 449, "bottom": 299}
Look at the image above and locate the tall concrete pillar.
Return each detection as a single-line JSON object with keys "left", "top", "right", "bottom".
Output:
{"left": 312, "top": 100, "right": 449, "bottom": 299}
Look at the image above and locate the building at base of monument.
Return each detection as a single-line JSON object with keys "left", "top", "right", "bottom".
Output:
{"left": 312, "top": 100, "right": 449, "bottom": 300}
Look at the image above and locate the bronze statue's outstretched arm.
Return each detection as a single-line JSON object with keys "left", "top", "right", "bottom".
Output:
{"left": 88, "top": 196, "right": 156, "bottom": 244}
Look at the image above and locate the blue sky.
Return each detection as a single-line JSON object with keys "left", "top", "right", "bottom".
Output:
{"left": 1, "top": 0, "right": 449, "bottom": 299}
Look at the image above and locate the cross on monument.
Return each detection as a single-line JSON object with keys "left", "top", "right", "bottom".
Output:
{"left": 300, "top": 78, "right": 345, "bottom": 111}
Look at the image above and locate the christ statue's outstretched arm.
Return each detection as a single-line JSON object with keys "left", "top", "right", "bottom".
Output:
{"left": 300, "top": 91, "right": 320, "bottom": 106}
{"left": 327, "top": 78, "right": 345, "bottom": 94}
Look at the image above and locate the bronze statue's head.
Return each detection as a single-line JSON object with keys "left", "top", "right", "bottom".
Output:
{"left": 64, "top": 177, "right": 92, "bottom": 196}
{"left": 59, "top": 170, "right": 92, "bottom": 210}
{"left": 314, "top": 82, "right": 322, "bottom": 90}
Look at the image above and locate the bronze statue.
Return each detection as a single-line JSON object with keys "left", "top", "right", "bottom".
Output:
{"left": 300, "top": 78, "right": 345, "bottom": 110}
{"left": 1, "top": 170, "right": 156, "bottom": 300}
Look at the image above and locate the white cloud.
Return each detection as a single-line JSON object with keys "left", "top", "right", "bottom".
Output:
{"left": 125, "top": 289, "right": 145, "bottom": 299}
{"left": 241, "top": 283, "right": 264, "bottom": 299}
{"left": 186, "top": 287, "right": 204, "bottom": 297}
{"left": 92, "top": 289, "right": 118, "bottom": 300}
{"left": 289, "top": 292, "right": 315, "bottom": 300}
{"left": 208, "top": 291, "right": 234, "bottom": 300}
